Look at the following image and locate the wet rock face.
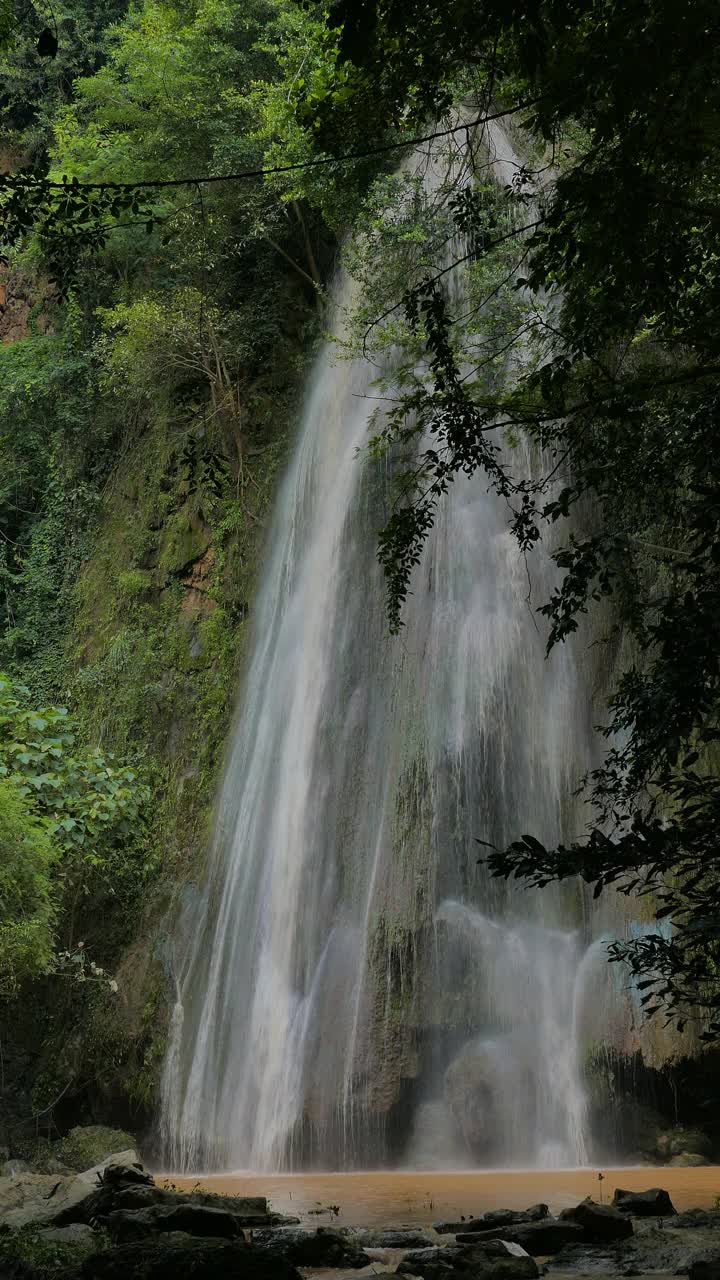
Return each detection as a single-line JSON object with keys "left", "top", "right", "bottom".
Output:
{"left": 612, "top": 1186, "right": 677, "bottom": 1216}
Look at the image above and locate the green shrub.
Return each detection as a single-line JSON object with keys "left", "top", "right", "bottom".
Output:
{"left": 55, "top": 1123, "right": 136, "bottom": 1170}
{"left": 0, "top": 775, "right": 57, "bottom": 998}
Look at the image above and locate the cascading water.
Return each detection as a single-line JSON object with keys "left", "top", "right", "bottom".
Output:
{"left": 161, "top": 120, "right": 637, "bottom": 1173}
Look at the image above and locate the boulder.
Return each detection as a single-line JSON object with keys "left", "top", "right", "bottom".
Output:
{"left": 559, "top": 1198, "right": 633, "bottom": 1241}
{"left": 435, "top": 1219, "right": 487, "bottom": 1235}
{"left": 72, "top": 1150, "right": 141, "bottom": 1189}
{"left": 0, "top": 1150, "right": 145, "bottom": 1229}
{"left": 0, "top": 1171, "right": 97, "bottom": 1231}
{"left": 107, "top": 1185, "right": 169, "bottom": 1212}
{"left": 674, "top": 1210, "right": 720, "bottom": 1229}
{"left": 444, "top": 1044, "right": 501, "bottom": 1154}
{"left": 520, "top": 1206, "right": 548, "bottom": 1222}
{"left": 612, "top": 1187, "right": 677, "bottom": 1216}
{"left": 670, "top": 1152, "right": 710, "bottom": 1166}
{"left": 56, "top": 1161, "right": 277, "bottom": 1232}
{"left": 188, "top": 1192, "right": 272, "bottom": 1224}
{"left": 689, "top": 1259, "right": 720, "bottom": 1280}
{"left": 97, "top": 1160, "right": 153, "bottom": 1187}
{"left": 482, "top": 1207, "right": 549, "bottom": 1229}
{"left": 396, "top": 1240, "right": 538, "bottom": 1279}
{"left": 434, "top": 1207, "right": 547, "bottom": 1236}
{"left": 80, "top": 1238, "right": 302, "bottom": 1280}
{"left": 108, "top": 1203, "right": 241, "bottom": 1242}
{"left": 252, "top": 1226, "right": 370, "bottom": 1268}
{"left": 455, "top": 1221, "right": 586, "bottom": 1255}
{"left": 38, "top": 1222, "right": 98, "bottom": 1244}
{"left": 355, "top": 1228, "right": 434, "bottom": 1248}
{"left": 657, "top": 1126, "right": 712, "bottom": 1160}
{"left": 456, "top": 1239, "right": 535, "bottom": 1269}
{"left": 50, "top": 1154, "right": 146, "bottom": 1227}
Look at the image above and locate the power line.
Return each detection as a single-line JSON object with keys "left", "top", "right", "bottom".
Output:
{"left": 40, "top": 99, "right": 540, "bottom": 194}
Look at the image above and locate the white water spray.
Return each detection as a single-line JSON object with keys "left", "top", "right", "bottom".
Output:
{"left": 161, "top": 120, "right": 633, "bottom": 1173}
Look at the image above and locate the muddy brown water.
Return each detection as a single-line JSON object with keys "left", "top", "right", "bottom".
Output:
{"left": 163, "top": 1167, "right": 720, "bottom": 1227}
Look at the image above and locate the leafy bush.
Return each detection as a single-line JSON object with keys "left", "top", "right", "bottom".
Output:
{"left": 0, "top": 774, "right": 57, "bottom": 997}
{"left": 54, "top": 1123, "right": 135, "bottom": 1170}
{"left": 0, "top": 674, "right": 151, "bottom": 898}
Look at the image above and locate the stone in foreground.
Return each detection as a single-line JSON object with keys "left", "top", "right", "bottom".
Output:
{"left": 612, "top": 1187, "right": 677, "bottom": 1216}
{"left": 435, "top": 1206, "right": 548, "bottom": 1235}
{"left": 455, "top": 1220, "right": 586, "bottom": 1255}
{"left": 38, "top": 1222, "right": 97, "bottom": 1245}
{"left": 396, "top": 1240, "right": 538, "bottom": 1279}
{"left": 675, "top": 1210, "right": 720, "bottom": 1229}
{"left": 435, "top": 1219, "right": 487, "bottom": 1235}
{"left": 57, "top": 1162, "right": 278, "bottom": 1231}
{"left": 559, "top": 1197, "right": 634, "bottom": 1241}
{"left": 355, "top": 1228, "right": 434, "bottom": 1248}
{"left": 80, "top": 1238, "right": 302, "bottom": 1280}
{"left": 690, "top": 1258, "right": 720, "bottom": 1280}
{"left": 0, "top": 1150, "right": 141, "bottom": 1231}
{"left": 482, "top": 1206, "right": 549, "bottom": 1229}
{"left": 108, "top": 1202, "right": 242, "bottom": 1241}
{"left": 252, "top": 1226, "right": 370, "bottom": 1268}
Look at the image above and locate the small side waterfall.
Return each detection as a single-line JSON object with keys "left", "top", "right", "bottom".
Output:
{"left": 161, "top": 121, "right": 635, "bottom": 1173}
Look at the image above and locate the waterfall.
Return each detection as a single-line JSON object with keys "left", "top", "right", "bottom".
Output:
{"left": 160, "top": 121, "right": 630, "bottom": 1173}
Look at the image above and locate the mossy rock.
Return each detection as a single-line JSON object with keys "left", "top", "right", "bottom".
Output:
{"left": 54, "top": 1126, "right": 137, "bottom": 1173}
{"left": 657, "top": 1125, "right": 713, "bottom": 1159}
{"left": 157, "top": 512, "right": 211, "bottom": 578}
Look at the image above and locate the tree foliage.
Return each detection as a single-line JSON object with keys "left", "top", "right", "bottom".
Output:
{"left": 0, "top": 674, "right": 150, "bottom": 991}
{"left": 0, "top": 675, "right": 150, "bottom": 888}
{"left": 0, "top": 0, "right": 128, "bottom": 164}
